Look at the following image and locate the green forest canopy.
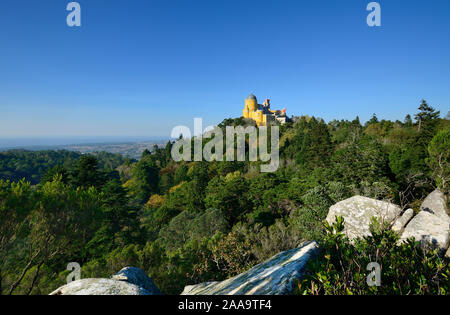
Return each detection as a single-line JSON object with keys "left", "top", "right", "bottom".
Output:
{"left": 0, "top": 101, "right": 449, "bottom": 295}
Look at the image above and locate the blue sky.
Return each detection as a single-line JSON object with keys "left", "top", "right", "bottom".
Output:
{"left": 0, "top": 0, "right": 449, "bottom": 139}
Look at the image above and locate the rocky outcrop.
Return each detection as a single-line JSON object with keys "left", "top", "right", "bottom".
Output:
{"left": 49, "top": 278, "right": 153, "bottom": 295}
{"left": 400, "top": 190, "right": 450, "bottom": 252}
{"left": 420, "top": 190, "right": 449, "bottom": 219}
{"left": 326, "top": 196, "right": 402, "bottom": 240}
{"left": 50, "top": 267, "right": 162, "bottom": 295}
{"left": 324, "top": 191, "right": 450, "bottom": 254}
{"left": 112, "top": 267, "right": 162, "bottom": 295}
{"left": 182, "top": 241, "right": 318, "bottom": 295}
{"left": 392, "top": 208, "right": 414, "bottom": 234}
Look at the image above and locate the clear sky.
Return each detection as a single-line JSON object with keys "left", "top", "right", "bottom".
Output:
{"left": 1, "top": 0, "right": 449, "bottom": 139}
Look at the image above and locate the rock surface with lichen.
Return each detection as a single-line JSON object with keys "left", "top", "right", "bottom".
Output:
{"left": 326, "top": 196, "right": 402, "bottom": 240}
{"left": 49, "top": 267, "right": 161, "bottom": 295}
{"left": 400, "top": 190, "right": 450, "bottom": 252}
{"left": 181, "top": 241, "right": 318, "bottom": 295}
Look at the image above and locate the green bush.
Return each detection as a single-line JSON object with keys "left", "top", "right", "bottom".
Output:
{"left": 296, "top": 217, "right": 449, "bottom": 295}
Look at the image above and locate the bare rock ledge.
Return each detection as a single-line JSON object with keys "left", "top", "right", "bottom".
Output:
{"left": 50, "top": 267, "right": 162, "bottom": 295}
{"left": 326, "top": 196, "right": 402, "bottom": 240}
{"left": 400, "top": 190, "right": 450, "bottom": 252}
{"left": 181, "top": 241, "right": 319, "bottom": 295}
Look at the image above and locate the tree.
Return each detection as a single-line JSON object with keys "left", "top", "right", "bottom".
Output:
{"left": 159, "top": 208, "right": 228, "bottom": 252}
{"left": 0, "top": 180, "right": 34, "bottom": 295}
{"left": 332, "top": 135, "right": 391, "bottom": 188}
{"left": 158, "top": 172, "right": 173, "bottom": 193}
{"left": 367, "top": 113, "right": 379, "bottom": 125}
{"left": 414, "top": 99, "right": 440, "bottom": 132}
{"left": 173, "top": 164, "right": 188, "bottom": 184}
{"left": 209, "top": 226, "right": 256, "bottom": 278}
{"left": 99, "top": 179, "right": 140, "bottom": 248}
{"left": 427, "top": 130, "right": 450, "bottom": 190}
{"left": 158, "top": 211, "right": 197, "bottom": 251}
{"left": 205, "top": 173, "right": 251, "bottom": 226}
{"left": 164, "top": 141, "right": 173, "bottom": 163}
{"left": 41, "top": 165, "right": 69, "bottom": 184}
{"left": 404, "top": 114, "right": 413, "bottom": 126}
{"left": 146, "top": 194, "right": 166, "bottom": 209}
{"left": 130, "top": 156, "right": 159, "bottom": 203}
{"left": 6, "top": 176, "right": 103, "bottom": 295}
{"left": 283, "top": 117, "right": 332, "bottom": 169}
{"left": 69, "top": 155, "right": 105, "bottom": 189}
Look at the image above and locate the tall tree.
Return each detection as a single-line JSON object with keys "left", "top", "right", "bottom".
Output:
{"left": 427, "top": 130, "right": 450, "bottom": 190}
{"left": 414, "top": 99, "right": 440, "bottom": 132}
{"left": 368, "top": 113, "right": 379, "bottom": 125}
{"left": 131, "top": 154, "right": 160, "bottom": 203}
{"left": 69, "top": 155, "right": 105, "bottom": 189}
{"left": 404, "top": 114, "right": 413, "bottom": 126}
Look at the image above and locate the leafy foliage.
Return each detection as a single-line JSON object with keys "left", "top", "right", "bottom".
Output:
{"left": 296, "top": 217, "right": 449, "bottom": 295}
{"left": 0, "top": 150, "right": 129, "bottom": 185}
{"left": 0, "top": 100, "right": 448, "bottom": 295}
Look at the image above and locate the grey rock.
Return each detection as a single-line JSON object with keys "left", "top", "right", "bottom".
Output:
{"left": 181, "top": 241, "right": 318, "bottom": 295}
{"left": 326, "top": 196, "right": 402, "bottom": 240}
{"left": 50, "top": 267, "right": 162, "bottom": 295}
{"left": 183, "top": 282, "right": 219, "bottom": 295}
{"left": 446, "top": 247, "right": 450, "bottom": 259}
{"left": 112, "top": 267, "right": 162, "bottom": 295}
{"left": 400, "top": 212, "right": 450, "bottom": 251}
{"left": 419, "top": 190, "right": 449, "bottom": 220}
{"left": 392, "top": 209, "right": 414, "bottom": 234}
{"left": 400, "top": 190, "right": 450, "bottom": 252}
{"left": 49, "top": 278, "right": 153, "bottom": 295}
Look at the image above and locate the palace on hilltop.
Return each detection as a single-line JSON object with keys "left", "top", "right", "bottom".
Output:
{"left": 242, "top": 94, "right": 288, "bottom": 126}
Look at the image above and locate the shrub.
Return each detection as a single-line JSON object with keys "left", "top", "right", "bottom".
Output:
{"left": 296, "top": 217, "right": 449, "bottom": 295}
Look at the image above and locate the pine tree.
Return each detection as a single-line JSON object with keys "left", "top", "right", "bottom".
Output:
{"left": 414, "top": 99, "right": 440, "bottom": 132}
{"left": 404, "top": 114, "right": 412, "bottom": 126}
{"left": 368, "top": 113, "right": 379, "bottom": 125}
{"left": 69, "top": 155, "right": 105, "bottom": 188}
{"left": 131, "top": 155, "right": 160, "bottom": 202}
{"left": 164, "top": 141, "right": 173, "bottom": 163}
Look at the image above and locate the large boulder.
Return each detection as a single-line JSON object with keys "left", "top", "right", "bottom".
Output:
{"left": 50, "top": 267, "right": 162, "bottom": 295}
{"left": 49, "top": 278, "right": 153, "bottom": 295}
{"left": 419, "top": 190, "right": 449, "bottom": 220}
{"left": 400, "top": 190, "right": 450, "bottom": 252}
{"left": 392, "top": 208, "right": 414, "bottom": 234}
{"left": 181, "top": 241, "right": 318, "bottom": 295}
{"left": 326, "top": 196, "right": 402, "bottom": 240}
{"left": 112, "top": 267, "right": 162, "bottom": 295}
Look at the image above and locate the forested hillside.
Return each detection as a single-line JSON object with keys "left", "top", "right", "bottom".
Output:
{"left": 0, "top": 150, "right": 133, "bottom": 184}
{"left": 0, "top": 101, "right": 449, "bottom": 295}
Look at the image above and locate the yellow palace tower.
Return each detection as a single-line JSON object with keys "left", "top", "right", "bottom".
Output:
{"left": 243, "top": 93, "right": 288, "bottom": 126}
